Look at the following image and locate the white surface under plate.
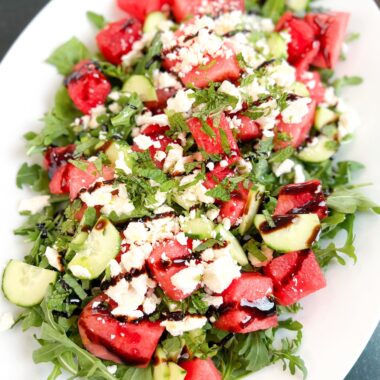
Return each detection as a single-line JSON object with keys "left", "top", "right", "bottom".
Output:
{"left": 0, "top": 0, "right": 379, "bottom": 379}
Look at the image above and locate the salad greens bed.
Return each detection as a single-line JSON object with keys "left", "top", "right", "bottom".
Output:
{"left": 2, "top": 0, "right": 379, "bottom": 379}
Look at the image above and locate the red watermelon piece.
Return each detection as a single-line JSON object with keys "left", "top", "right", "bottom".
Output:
{"left": 187, "top": 113, "right": 238, "bottom": 155}
{"left": 214, "top": 273, "right": 278, "bottom": 333}
{"left": 305, "top": 12, "right": 350, "bottom": 69}
{"left": 297, "top": 70, "right": 326, "bottom": 104}
{"left": 117, "top": 0, "right": 170, "bottom": 22}
{"left": 147, "top": 239, "right": 195, "bottom": 301}
{"left": 274, "top": 99, "right": 316, "bottom": 150}
{"left": 78, "top": 294, "right": 165, "bottom": 366}
{"left": 66, "top": 60, "right": 111, "bottom": 115}
{"left": 235, "top": 115, "right": 262, "bottom": 141}
{"left": 171, "top": 0, "right": 244, "bottom": 23}
{"left": 96, "top": 18, "right": 142, "bottom": 65}
{"left": 274, "top": 180, "right": 328, "bottom": 219}
{"left": 180, "top": 358, "right": 222, "bottom": 380}
{"left": 264, "top": 250, "right": 326, "bottom": 306}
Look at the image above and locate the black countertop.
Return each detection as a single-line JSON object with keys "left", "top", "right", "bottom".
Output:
{"left": 0, "top": 0, "right": 379, "bottom": 379}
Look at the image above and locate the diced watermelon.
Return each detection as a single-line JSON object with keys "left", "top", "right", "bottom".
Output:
{"left": 235, "top": 115, "right": 262, "bottom": 141}
{"left": 219, "top": 185, "right": 249, "bottom": 226}
{"left": 66, "top": 60, "right": 111, "bottom": 115}
{"left": 147, "top": 239, "right": 195, "bottom": 301}
{"left": 49, "top": 164, "right": 70, "bottom": 195}
{"left": 274, "top": 180, "right": 328, "bottom": 219}
{"left": 274, "top": 99, "right": 316, "bottom": 150}
{"left": 214, "top": 273, "right": 278, "bottom": 333}
{"left": 276, "top": 12, "right": 320, "bottom": 72}
{"left": 203, "top": 157, "right": 239, "bottom": 189}
{"left": 264, "top": 249, "right": 326, "bottom": 306}
{"left": 96, "top": 18, "right": 142, "bottom": 65}
{"left": 180, "top": 358, "right": 222, "bottom": 380}
{"left": 171, "top": 0, "right": 245, "bottom": 23}
{"left": 187, "top": 113, "right": 238, "bottom": 155}
{"left": 297, "top": 70, "right": 325, "bottom": 104}
{"left": 117, "top": 0, "right": 169, "bottom": 22}
{"left": 43, "top": 144, "right": 76, "bottom": 177}
{"left": 181, "top": 53, "right": 241, "bottom": 89}
{"left": 78, "top": 294, "right": 164, "bottom": 366}
{"left": 50, "top": 162, "right": 114, "bottom": 200}
{"left": 305, "top": 12, "right": 350, "bottom": 69}
{"left": 66, "top": 163, "right": 115, "bottom": 200}
{"left": 145, "top": 87, "right": 178, "bottom": 113}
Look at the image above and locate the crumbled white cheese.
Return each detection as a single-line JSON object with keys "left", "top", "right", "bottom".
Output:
{"left": 45, "top": 246, "right": 63, "bottom": 272}
{"left": 115, "top": 151, "right": 133, "bottom": 175}
{"left": 171, "top": 262, "right": 204, "bottom": 295}
{"left": 240, "top": 77, "right": 268, "bottom": 102}
{"left": 109, "top": 102, "right": 122, "bottom": 114}
{"left": 166, "top": 89, "right": 195, "bottom": 113}
{"left": 273, "top": 159, "right": 295, "bottom": 177}
{"left": 121, "top": 243, "right": 152, "bottom": 272}
{"left": 143, "top": 293, "right": 160, "bottom": 315}
{"left": 294, "top": 164, "right": 306, "bottom": 183}
{"left": 70, "top": 265, "right": 91, "bottom": 279}
{"left": 163, "top": 144, "right": 185, "bottom": 174}
{"left": 203, "top": 295, "right": 223, "bottom": 308}
{"left": 136, "top": 112, "right": 169, "bottom": 128}
{"left": 133, "top": 134, "right": 155, "bottom": 150}
{"left": 281, "top": 97, "right": 311, "bottom": 124}
{"left": 124, "top": 222, "right": 149, "bottom": 245}
{"left": 256, "top": 99, "right": 280, "bottom": 135}
{"left": 218, "top": 80, "right": 243, "bottom": 112}
{"left": 0, "top": 312, "right": 14, "bottom": 332}
{"left": 176, "top": 232, "right": 188, "bottom": 246}
{"left": 161, "top": 316, "right": 208, "bottom": 336}
{"left": 154, "top": 150, "right": 167, "bottom": 162}
{"left": 206, "top": 208, "right": 219, "bottom": 221}
{"left": 106, "top": 275, "right": 148, "bottom": 318}
{"left": 237, "top": 158, "right": 253, "bottom": 174}
{"left": 109, "top": 259, "right": 122, "bottom": 277}
{"left": 178, "top": 173, "right": 215, "bottom": 206}
{"left": 107, "top": 365, "right": 117, "bottom": 375}
{"left": 203, "top": 246, "right": 241, "bottom": 293}
{"left": 268, "top": 62, "right": 296, "bottom": 89}
{"left": 18, "top": 195, "right": 50, "bottom": 214}
{"left": 153, "top": 70, "right": 182, "bottom": 89}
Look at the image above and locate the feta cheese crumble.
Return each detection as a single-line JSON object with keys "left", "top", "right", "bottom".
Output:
{"left": 161, "top": 316, "right": 207, "bottom": 336}
{"left": 18, "top": 195, "right": 50, "bottom": 214}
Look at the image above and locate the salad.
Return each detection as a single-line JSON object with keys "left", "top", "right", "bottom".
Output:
{"left": 2, "top": 0, "right": 379, "bottom": 379}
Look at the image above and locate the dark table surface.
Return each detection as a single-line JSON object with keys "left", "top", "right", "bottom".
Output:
{"left": 0, "top": 0, "right": 379, "bottom": 379}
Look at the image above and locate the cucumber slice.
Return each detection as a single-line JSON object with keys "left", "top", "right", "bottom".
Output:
{"left": 68, "top": 217, "right": 121, "bottom": 279}
{"left": 238, "top": 185, "right": 265, "bottom": 235}
{"left": 286, "top": 0, "right": 309, "bottom": 12}
{"left": 314, "top": 106, "right": 338, "bottom": 130}
{"left": 298, "top": 135, "right": 337, "bottom": 163}
{"left": 2, "top": 260, "right": 57, "bottom": 307}
{"left": 267, "top": 32, "right": 288, "bottom": 58}
{"left": 173, "top": 193, "right": 197, "bottom": 211}
{"left": 180, "top": 217, "right": 215, "bottom": 239}
{"left": 289, "top": 81, "right": 310, "bottom": 97}
{"left": 144, "top": 12, "right": 167, "bottom": 33}
{"left": 154, "top": 363, "right": 186, "bottom": 380}
{"left": 254, "top": 214, "right": 321, "bottom": 252}
{"left": 216, "top": 225, "right": 248, "bottom": 266}
{"left": 104, "top": 141, "right": 135, "bottom": 173}
{"left": 122, "top": 75, "right": 158, "bottom": 102}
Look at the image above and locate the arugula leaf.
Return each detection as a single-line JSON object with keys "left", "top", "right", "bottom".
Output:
{"left": 134, "top": 33, "right": 163, "bottom": 78}
{"left": 315, "top": 213, "right": 356, "bottom": 267}
{"left": 86, "top": 11, "right": 106, "bottom": 29}
{"left": 47, "top": 37, "right": 90, "bottom": 76}
{"left": 333, "top": 75, "right": 363, "bottom": 95}
{"left": 327, "top": 189, "right": 380, "bottom": 214}
{"left": 122, "top": 367, "right": 153, "bottom": 380}
{"left": 262, "top": 0, "right": 285, "bottom": 22}
{"left": 16, "top": 163, "right": 49, "bottom": 192}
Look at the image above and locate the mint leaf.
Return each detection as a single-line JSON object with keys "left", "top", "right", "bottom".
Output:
{"left": 206, "top": 184, "right": 231, "bottom": 202}
{"left": 269, "top": 146, "right": 295, "bottom": 164}
{"left": 47, "top": 37, "right": 90, "bottom": 76}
